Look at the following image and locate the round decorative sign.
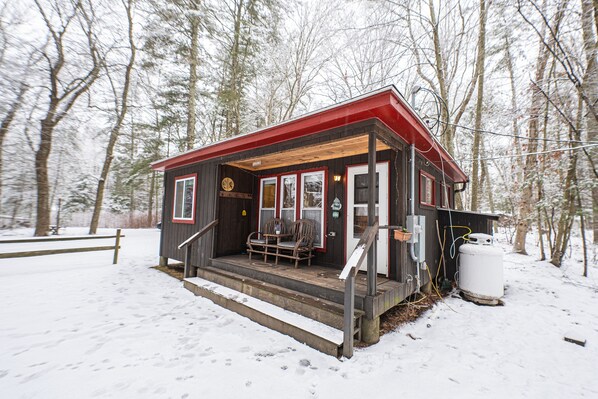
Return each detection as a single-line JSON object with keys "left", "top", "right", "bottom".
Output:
{"left": 221, "top": 177, "right": 234, "bottom": 191}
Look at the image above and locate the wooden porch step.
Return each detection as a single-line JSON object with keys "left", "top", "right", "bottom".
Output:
{"left": 196, "top": 265, "right": 364, "bottom": 331}
{"left": 183, "top": 277, "right": 344, "bottom": 357}
{"left": 209, "top": 257, "right": 366, "bottom": 310}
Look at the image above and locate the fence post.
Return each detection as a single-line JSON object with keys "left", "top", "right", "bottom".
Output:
{"left": 113, "top": 228, "right": 122, "bottom": 264}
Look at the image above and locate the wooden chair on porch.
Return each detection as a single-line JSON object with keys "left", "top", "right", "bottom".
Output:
{"left": 246, "top": 218, "right": 286, "bottom": 260}
{"left": 275, "top": 218, "right": 316, "bottom": 268}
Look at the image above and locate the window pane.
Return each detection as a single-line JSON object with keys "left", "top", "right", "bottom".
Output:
{"left": 425, "top": 177, "right": 433, "bottom": 204}
{"left": 282, "top": 176, "right": 295, "bottom": 208}
{"left": 302, "top": 209, "right": 322, "bottom": 247}
{"left": 421, "top": 174, "right": 434, "bottom": 205}
{"left": 183, "top": 179, "right": 194, "bottom": 219}
{"left": 262, "top": 180, "right": 276, "bottom": 208}
{"left": 303, "top": 174, "right": 322, "bottom": 208}
{"left": 260, "top": 209, "right": 275, "bottom": 232}
{"left": 353, "top": 206, "right": 379, "bottom": 238}
{"left": 354, "top": 173, "right": 379, "bottom": 204}
{"left": 281, "top": 209, "right": 295, "bottom": 227}
{"left": 174, "top": 180, "right": 184, "bottom": 219}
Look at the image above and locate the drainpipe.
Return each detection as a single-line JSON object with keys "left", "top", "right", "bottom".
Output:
{"left": 409, "top": 144, "right": 421, "bottom": 293}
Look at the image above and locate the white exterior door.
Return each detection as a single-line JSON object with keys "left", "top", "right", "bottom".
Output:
{"left": 346, "top": 163, "right": 389, "bottom": 276}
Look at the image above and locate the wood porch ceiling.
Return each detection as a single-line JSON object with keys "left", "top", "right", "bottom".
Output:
{"left": 226, "top": 135, "right": 390, "bottom": 171}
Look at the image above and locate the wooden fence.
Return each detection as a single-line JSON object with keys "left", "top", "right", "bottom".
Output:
{"left": 0, "top": 229, "right": 124, "bottom": 264}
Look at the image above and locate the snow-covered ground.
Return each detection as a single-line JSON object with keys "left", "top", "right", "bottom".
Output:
{"left": 0, "top": 228, "right": 596, "bottom": 398}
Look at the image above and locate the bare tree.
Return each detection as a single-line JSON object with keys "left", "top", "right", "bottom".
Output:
{"left": 33, "top": 0, "right": 101, "bottom": 235}
{"left": 470, "top": 0, "right": 489, "bottom": 212}
{"left": 580, "top": 0, "right": 598, "bottom": 243}
{"left": 404, "top": 0, "right": 482, "bottom": 158}
{"left": 89, "top": 0, "right": 136, "bottom": 234}
{"left": 0, "top": 82, "right": 28, "bottom": 215}
{"left": 512, "top": 0, "right": 565, "bottom": 254}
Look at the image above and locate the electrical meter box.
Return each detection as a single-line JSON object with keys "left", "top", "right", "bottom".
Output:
{"left": 407, "top": 215, "right": 426, "bottom": 262}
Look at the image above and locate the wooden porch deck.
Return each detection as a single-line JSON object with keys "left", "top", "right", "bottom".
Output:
{"left": 209, "top": 254, "right": 418, "bottom": 318}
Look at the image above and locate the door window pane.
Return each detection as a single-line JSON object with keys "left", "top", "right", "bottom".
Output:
{"left": 354, "top": 173, "right": 379, "bottom": 204}
{"left": 353, "top": 207, "right": 379, "bottom": 238}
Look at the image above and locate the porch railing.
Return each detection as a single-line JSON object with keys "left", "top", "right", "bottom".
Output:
{"left": 178, "top": 219, "right": 219, "bottom": 278}
{"left": 338, "top": 221, "right": 379, "bottom": 358}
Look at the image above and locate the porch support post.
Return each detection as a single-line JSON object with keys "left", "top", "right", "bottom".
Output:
{"left": 159, "top": 256, "right": 168, "bottom": 267}
{"left": 184, "top": 245, "right": 193, "bottom": 278}
{"left": 367, "top": 131, "right": 377, "bottom": 296}
{"left": 342, "top": 274, "right": 355, "bottom": 358}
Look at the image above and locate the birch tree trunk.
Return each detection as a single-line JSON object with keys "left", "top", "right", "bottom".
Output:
{"left": 89, "top": 0, "right": 136, "bottom": 234}
{"left": 470, "top": 0, "right": 488, "bottom": 212}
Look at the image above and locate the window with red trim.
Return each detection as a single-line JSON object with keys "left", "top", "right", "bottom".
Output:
{"left": 420, "top": 171, "right": 435, "bottom": 206}
{"left": 173, "top": 174, "right": 196, "bottom": 223}
{"left": 258, "top": 168, "right": 326, "bottom": 249}
{"left": 440, "top": 182, "right": 451, "bottom": 208}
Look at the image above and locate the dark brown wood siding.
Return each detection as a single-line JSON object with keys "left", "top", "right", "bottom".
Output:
{"left": 413, "top": 153, "right": 456, "bottom": 282}
{"left": 160, "top": 162, "right": 218, "bottom": 266}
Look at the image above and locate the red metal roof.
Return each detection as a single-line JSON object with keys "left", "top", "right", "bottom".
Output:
{"left": 151, "top": 86, "right": 468, "bottom": 183}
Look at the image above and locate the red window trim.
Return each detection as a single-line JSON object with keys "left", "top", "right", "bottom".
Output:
{"left": 419, "top": 170, "right": 436, "bottom": 207}
{"left": 172, "top": 173, "right": 197, "bottom": 224}
{"left": 440, "top": 182, "right": 451, "bottom": 209}
{"left": 257, "top": 166, "right": 328, "bottom": 251}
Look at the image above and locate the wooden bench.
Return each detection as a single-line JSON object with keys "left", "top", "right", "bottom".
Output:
{"left": 246, "top": 218, "right": 286, "bottom": 260}
{"left": 273, "top": 219, "right": 316, "bottom": 268}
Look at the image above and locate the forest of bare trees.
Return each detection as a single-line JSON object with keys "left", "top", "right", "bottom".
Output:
{"left": 0, "top": 0, "right": 596, "bottom": 271}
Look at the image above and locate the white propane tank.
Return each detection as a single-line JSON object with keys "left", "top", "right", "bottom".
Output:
{"left": 458, "top": 233, "right": 504, "bottom": 305}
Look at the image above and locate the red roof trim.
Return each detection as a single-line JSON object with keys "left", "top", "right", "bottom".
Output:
{"left": 151, "top": 87, "right": 467, "bottom": 183}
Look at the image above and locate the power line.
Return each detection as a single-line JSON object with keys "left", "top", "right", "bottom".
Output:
{"left": 454, "top": 143, "right": 598, "bottom": 162}
{"left": 438, "top": 120, "right": 597, "bottom": 145}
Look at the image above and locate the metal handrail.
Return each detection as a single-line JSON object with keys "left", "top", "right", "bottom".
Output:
{"left": 338, "top": 221, "right": 379, "bottom": 358}
{"left": 178, "top": 219, "right": 219, "bottom": 278}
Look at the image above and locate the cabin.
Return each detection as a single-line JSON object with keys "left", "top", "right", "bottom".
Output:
{"left": 151, "top": 86, "right": 492, "bottom": 357}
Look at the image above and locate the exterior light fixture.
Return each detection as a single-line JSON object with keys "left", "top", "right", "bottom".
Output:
{"left": 333, "top": 174, "right": 342, "bottom": 182}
